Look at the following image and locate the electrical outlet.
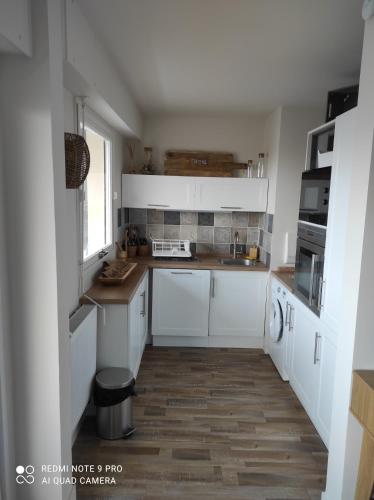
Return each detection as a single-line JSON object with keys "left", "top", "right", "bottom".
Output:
{"left": 113, "top": 191, "right": 118, "bottom": 200}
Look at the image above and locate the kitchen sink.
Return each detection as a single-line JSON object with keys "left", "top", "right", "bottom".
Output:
{"left": 218, "top": 258, "right": 255, "bottom": 266}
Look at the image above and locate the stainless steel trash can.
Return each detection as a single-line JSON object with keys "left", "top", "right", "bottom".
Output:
{"left": 95, "top": 367, "right": 136, "bottom": 440}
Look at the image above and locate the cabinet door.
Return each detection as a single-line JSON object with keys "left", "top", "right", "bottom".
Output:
{"left": 289, "top": 303, "right": 320, "bottom": 419}
{"left": 315, "top": 331, "right": 336, "bottom": 447}
{"left": 196, "top": 178, "right": 268, "bottom": 212}
{"left": 321, "top": 110, "right": 356, "bottom": 332}
{"left": 128, "top": 273, "right": 148, "bottom": 377}
{"left": 96, "top": 305, "right": 128, "bottom": 371}
{"left": 122, "top": 174, "right": 194, "bottom": 210}
{"left": 152, "top": 269, "right": 210, "bottom": 336}
{"left": 209, "top": 271, "right": 266, "bottom": 337}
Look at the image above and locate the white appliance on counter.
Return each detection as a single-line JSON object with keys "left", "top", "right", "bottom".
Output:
{"left": 269, "top": 279, "right": 290, "bottom": 381}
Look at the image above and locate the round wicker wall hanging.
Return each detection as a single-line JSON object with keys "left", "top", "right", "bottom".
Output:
{"left": 65, "top": 133, "right": 90, "bottom": 189}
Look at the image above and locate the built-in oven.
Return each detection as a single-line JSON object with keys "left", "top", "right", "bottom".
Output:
{"left": 294, "top": 223, "right": 326, "bottom": 316}
{"left": 299, "top": 166, "right": 331, "bottom": 226}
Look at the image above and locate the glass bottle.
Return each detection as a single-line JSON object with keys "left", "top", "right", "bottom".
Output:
{"left": 246, "top": 160, "right": 253, "bottom": 178}
{"left": 256, "top": 153, "right": 266, "bottom": 178}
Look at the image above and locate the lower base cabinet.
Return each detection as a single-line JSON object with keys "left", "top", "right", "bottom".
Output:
{"left": 152, "top": 268, "right": 267, "bottom": 347}
{"left": 209, "top": 271, "right": 267, "bottom": 339}
{"left": 97, "top": 272, "right": 148, "bottom": 377}
{"left": 152, "top": 269, "right": 210, "bottom": 337}
{"left": 289, "top": 294, "right": 337, "bottom": 448}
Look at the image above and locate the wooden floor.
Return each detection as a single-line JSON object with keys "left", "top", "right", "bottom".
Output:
{"left": 73, "top": 347, "right": 328, "bottom": 500}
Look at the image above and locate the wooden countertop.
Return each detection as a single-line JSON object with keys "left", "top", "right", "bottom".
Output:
{"left": 128, "top": 255, "right": 269, "bottom": 272}
{"left": 271, "top": 269, "right": 295, "bottom": 292}
{"left": 351, "top": 370, "right": 374, "bottom": 436}
{"left": 80, "top": 255, "right": 269, "bottom": 305}
{"left": 80, "top": 264, "right": 148, "bottom": 305}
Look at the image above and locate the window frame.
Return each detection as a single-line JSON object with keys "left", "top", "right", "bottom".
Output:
{"left": 81, "top": 109, "right": 113, "bottom": 268}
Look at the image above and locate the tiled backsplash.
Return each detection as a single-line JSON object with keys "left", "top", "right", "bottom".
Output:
{"left": 118, "top": 207, "right": 272, "bottom": 260}
{"left": 258, "top": 213, "right": 273, "bottom": 266}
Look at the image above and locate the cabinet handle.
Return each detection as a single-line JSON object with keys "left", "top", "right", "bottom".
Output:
{"left": 309, "top": 254, "right": 317, "bottom": 306}
{"left": 147, "top": 203, "right": 171, "bottom": 208}
{"left": 211, "top": 277, "right": 215, "bottom": 298}
{"left": 317, "top": 277, "right": 325, "bottom": 311}
{"left": 220, "top": 206, "right": 243, "bottom": 210}
{"left": 171, "top": 272, "right": 193, "bottom": 275}
{"left": 313, "top": 332, "right": 321, "bottom": 364}
{"left": 140, "top": 291, "right": 146, "bottom": 317}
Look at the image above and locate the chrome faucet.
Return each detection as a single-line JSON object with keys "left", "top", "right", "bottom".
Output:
{"left": 233, "top": 231, "right": 239, "bottom": 259}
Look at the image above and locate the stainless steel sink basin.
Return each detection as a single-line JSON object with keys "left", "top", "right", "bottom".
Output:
{"left": 218, "top": 258, "right": 255, "bottom": 267}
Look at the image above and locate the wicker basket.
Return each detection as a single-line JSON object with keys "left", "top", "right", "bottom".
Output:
{"left": 65, "top": 133, "right": 90, "bottom": 189}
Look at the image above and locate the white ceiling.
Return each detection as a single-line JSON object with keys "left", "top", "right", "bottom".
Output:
{"left": 78, "top": 0, "right": 364, "bottom": 116}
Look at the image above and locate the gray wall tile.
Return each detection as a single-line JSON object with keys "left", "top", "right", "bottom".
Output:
{"left": 249, "top": 212, "right": 261, "bottom": 226}
{"left": 164, "top": 225, "right": 180, "bottom": 240}
{"left": 214, "top": 244, "right": 230, "bottom": 255}
{"left": 146, "top": 224, "right": 164, "bottom": 240}
{"left": 164, "top": 211, "right": 180, "bottom": 225}
{"left": 214, "top": 227, "right": 231, "bottom": 244}
{"left": 196, "top": 243, "right": 214, "bottom": 254}
{"left": 232, "top": 227, "right": 247, "bottom": 244}
{"left": 247, "top": 227, "right": 260, "bottom": 245}
{"left": 180, "top": 211, "right": 198, "bottom": 225}
{"left": 129, "top": 208, "right": 147, "bottom": 224}
{"left": 180, "top": 225, "right": 197, "bottom": 242}
{"left": 197, "top": 226, "right": 214, "bottom": 243}
{"left": 147, "top": 209, "right": 164, "bottom": 224}
{"left": 232, "top": 212, "right": 249, "bottom": 227}
{"left": 214, "top": 212, "right": 232, "bottom": 227}
{"left": 198, "top": 212, "right": 214, "bottom": 226}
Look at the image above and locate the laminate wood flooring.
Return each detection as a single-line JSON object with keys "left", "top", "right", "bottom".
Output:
{"left": 73, "top": 347, "right": 327, "bottom": 500}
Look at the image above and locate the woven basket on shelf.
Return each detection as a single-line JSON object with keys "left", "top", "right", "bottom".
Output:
{"left": 64, "top": 133, "right": 90, "bottom": 189}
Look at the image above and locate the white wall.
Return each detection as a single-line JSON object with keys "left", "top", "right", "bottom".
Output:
{"left": 270, "top": 106, "right": 323, "bottom": 268}
{"left": 143, "top": 114, "right": 266, "bottom": 174}
{"left": 323, "top": 14, "right": 374, "bottom": 500}
{"left": 64, "top": 89, "right": 127, "bottom": 313}
{"left": 0, "top": 1, "right": 72, "bottom": 498}
{"left": 64, "top": 0, "right": 143, "bottom": 139}
{"left": 0, "top": 117, "right": 16, "bottom": 500}
{"left": 0, "top": 0, "right": 32, "bottom": 55}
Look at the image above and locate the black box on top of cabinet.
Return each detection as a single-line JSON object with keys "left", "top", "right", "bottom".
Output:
{"left": 325, "top": 84, "right": 359, "bottom": 122}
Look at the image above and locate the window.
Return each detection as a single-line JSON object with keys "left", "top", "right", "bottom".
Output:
{"left": 83, "top": 125, "right": 112, "bottom": 261}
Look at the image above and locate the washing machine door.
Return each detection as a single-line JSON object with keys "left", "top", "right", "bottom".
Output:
{"left": 270, "top": 299, "right": 283, "bottom": 343}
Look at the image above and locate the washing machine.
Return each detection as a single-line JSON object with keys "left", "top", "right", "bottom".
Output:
{"left": 269, "top": 279, "right": 289, "bottom": 381}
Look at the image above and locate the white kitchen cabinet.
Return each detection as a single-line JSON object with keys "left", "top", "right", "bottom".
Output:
{"left": 122, "top": 174, "right": 195, "bottom": 210}
{"left": 97, "top": 272, "right": 148, "bottom": 377}
{"left": 315, "top": 327, "right": 336, "bottom": 446}
{"left": 209, "top": 271, "right": 267, "bottom": 338}
{"left": 195, "top": 177, "right": 268, "bottom": 212}
{"left": 321, "top": 109, "right": 357, "bottom": 333}
{"left": 289, "top": 294, "right": 336, "bottom": 448}
{"left": 152, "top": 269, "right": 210, "bottom": 336}
{"left": 122, "top": 174, "right": 268, "bottom": 212}
{"left": 290, "top": 302, "right": 320, "bottom": 418}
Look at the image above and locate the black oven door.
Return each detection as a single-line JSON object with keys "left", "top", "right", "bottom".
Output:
{"left": 294, "top": 238, "right": 324, "bottom": 315}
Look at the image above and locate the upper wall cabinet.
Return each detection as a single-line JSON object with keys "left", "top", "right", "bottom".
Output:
{"left": 122, "top": 174, "right": 268, "bottom": 212}
{"left": 195, "top": 178, "right": 268, "bottom": 212}
{"left": 122, "top": 174, "right": 195, "bottom": 210}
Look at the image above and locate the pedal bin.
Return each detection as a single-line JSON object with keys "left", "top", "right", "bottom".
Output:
{"left": 94, "top": 367, "right": 136, "bottom": 440}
